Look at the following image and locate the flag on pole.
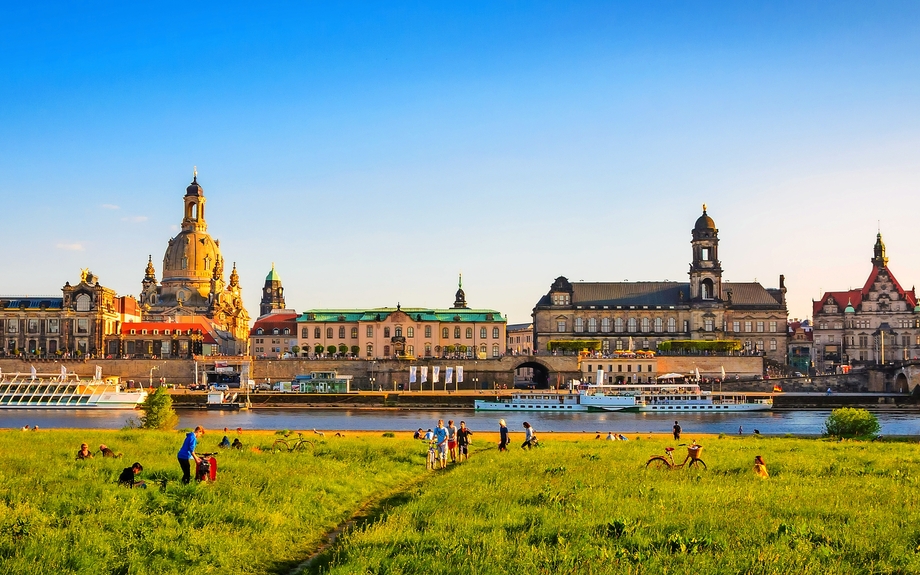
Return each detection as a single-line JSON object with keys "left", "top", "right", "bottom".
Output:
{"left": 445, "top": 367, "right": 454, "bottom": 385}
{"left": 432, "top": 366, "right": 440, "bottom": 383}
{"left": 409, "top": 366, "right": 417, "bottom": 383}
{"left": 420, "top": 366, "right": 428, "bottom": 384}
{"left": 60, "top": 365, "right": 67, "bottom": 381}
{"left": 30, "top": 365, "right": 37, "bottom": 379}
{"left": 720, "top": 365, "right": 726, "bottom": 380}
{"left": 695, "top": 367, "right": 701, "bottom": 381}
{"left": 456, "top": 366, "right": 463, "bottom": 383}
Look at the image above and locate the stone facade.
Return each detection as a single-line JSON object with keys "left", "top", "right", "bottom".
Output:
{"left": 138, "top": 171, "right": 250, "bottom": 351}
{"left": 532, "top": 207, "right": 789, "bottom": 363}
{"left": 812, "top": 234, "right": 920, "bottom": 373}
{"left": 0, "top": 271, "right": 140, "bottom": 358}
{"left": 250, "top": 311, "right": 299, "bottom": 358}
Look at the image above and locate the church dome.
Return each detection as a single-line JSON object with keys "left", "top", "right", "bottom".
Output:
{"left": 694, "top": 205, "right": 716, "bottom": 231}
{"left": 162, "top": 230, "right": 222, "bottom": 286}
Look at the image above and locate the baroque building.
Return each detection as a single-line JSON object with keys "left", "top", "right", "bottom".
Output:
{"left": 532, "top": 207, "right": 789, "bottom": 364}
{"left": 812, "top": 234, "right": 920, "bottom": 373}
{"left": 295, "top": 278, "right": 507, "bottom": 359}
{"left": 137, "top": 171, "right": 250, "bottom": 352}
{"left": 0, "top": 270, "right": 140, "bottom": 358}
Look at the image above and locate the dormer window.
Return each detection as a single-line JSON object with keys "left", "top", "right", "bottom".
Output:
{"left": 552, "top": 294, "right": 571, "bottom": 306}
{"left": 256, "top": 328, "right": 264, "bottom": 335}
{"left": 272, "top": 328, "right": 279, "bottom": 335}
{"left": 164, "top": 330, "right": 170, "bottom": 335}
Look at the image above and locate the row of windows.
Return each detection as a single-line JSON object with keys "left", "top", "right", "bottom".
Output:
{"left": 301, "top": 342, "right": 504, "bottom": 358}
{"left": 3, "top": 319, "right": 62, "bottom": 334}
{"left": 585, "top": 364, "right": 655, "bottom": 373}
{"left": 565, "top": 317, "right": 781, "bottom": 334}
{"left": 831, "top": 335, "right": 920, "bottom": 347}
{"left": 255, "top": 328, "right": 291, "bottom": 336}
{"left": 301, "top": 326, "right": 502, "bottom": 340}
{"left": 128, "top": 328, "right": 196, "bottom": 336}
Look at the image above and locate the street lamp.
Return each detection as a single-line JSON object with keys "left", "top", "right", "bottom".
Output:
{"left": 149, "top": 365, "right": 159, "bottom": 388}
{"left": 472, "top": 376, "right": 479, "bottom": 391}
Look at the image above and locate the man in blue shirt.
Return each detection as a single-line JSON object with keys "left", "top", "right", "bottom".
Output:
{"left": 178, "top": 426, "right": 205, "bottom": 484}
{"left": 433, "top": 420, "right": 449, "bottom": 469}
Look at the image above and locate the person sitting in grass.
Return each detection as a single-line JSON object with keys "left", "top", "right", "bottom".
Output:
{"left": 232, "top": 438, "right": 243, "bottom": 450}
{"left": 413, "top": 428, "right": 424, "bottom": 440}
{"left": 753, "top": 455, "right": 769, "bottom": 478}
{"left": 219, "top": 436, "right": 231, "bottom": 449}
{"left": 76, "top": 443, "right": 94, "bottom": 460}
{"left": 118, "top": 462, "right": 146, "bottom": 488}
{"left": 99, "top": 444, "right": 122, "bottom": 458}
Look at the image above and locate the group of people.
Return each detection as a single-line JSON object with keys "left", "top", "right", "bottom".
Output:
{"left": 497, "top": 419, "right": 538, "bottom": 450}
{"left": 76, "top": 442, "right": 146, "bottom": 488}
{"left": 415, "top": 419, "right": 473, "bottom": 468}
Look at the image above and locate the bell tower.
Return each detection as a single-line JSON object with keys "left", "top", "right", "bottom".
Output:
{"left": 182, "top": 167, "right": 207, "bottom": 233}
{"left": 689, "top": 204, "right": 722, "bottom": 301}
{"left": 260, "top": 263, "right": 286, "bottom": 316}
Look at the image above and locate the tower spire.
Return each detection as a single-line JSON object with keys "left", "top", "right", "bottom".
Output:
{"left": 872, "top": 232, "right": 889, "bottom": 267}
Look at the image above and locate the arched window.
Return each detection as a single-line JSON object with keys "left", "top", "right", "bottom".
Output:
{"left": 75, "top": 294, "right": 91, "bottom": 312}
{"left": 668, "top": 318, "right": 676, "bottom": 333}
{"left": 424, "top": 343, "right": 431, "bottom": 356}
{"left": 442, "top": 327, "right": 449, "bottom": 338}
{"left": 479, "top": 344, "right": 486, "bottom": 356}
{"left": 641, "top": 318, "right": 649, "bottom": 332}
{"left": 351, "top": 327, "right": 358, "bottom": 338}
{"left": 587, "top": 318, "right": 597, "bottom": 332}
{"left": 366, "top": 344, "right": 373, "bottom": 357}
{"left": 627, "top": 318, "right": 637, "bottom": 333}
{"left": 466, "top": 327, "right": 473, "bottom": 339}
{"left": 480, "top": 327, "right": 487, "bottom": 339}
{"left": 574, "top": 318, "right": 584, "bottom": 333}
{"left": 601, "top": 318, "right": 611, "bottom": 332}
{"left": 701, "top": 278, "right": 714, "bottom": 300}
{"left": 454, "top": 327, "right": 461, "bottom": 339}
{"left": 492, "top": 344, "right": 500, "bottom": 357}
{"left": 326, "top": 327, "right": 333, "bottom": 339}
{"left": 272, "top": 328, "right": 279, "bottom": 335}
{"left": 395, "top": 327, "right": 403, "bottom": 337}
{"left": 407, "top": 327, "right": 414, "bottom": 338}
{"left": 384, "top": 327, "right": 390, "bottom": 338}
{"left": 256, "top": 328, "right": 264, "bottom": 335}
{"left": 425, "top": 326, "right": 432, "bottom": 338}
{"left": 314, "top": 327, "right": 321, "bottom": 339}
{"left": 338, "top": 326, "right": 345, "bottom": 338}
{"left": 654, "top": 318, "right": 662, "bottom": 332}
{"left": 615, "top": 318, "right": 624, "bottom": 333}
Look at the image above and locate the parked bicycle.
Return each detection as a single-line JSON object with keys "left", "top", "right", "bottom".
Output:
{"left": 646, "top": 443, "right": 707, "bottom": 470}
{"left": 271, "top": 433, "right": 315, "bottom": 453}
{"left": 425, "top": 441, "right": 437, "bottom": 470}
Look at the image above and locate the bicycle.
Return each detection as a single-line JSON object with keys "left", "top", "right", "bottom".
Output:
{"left": 425, "top": 441, "right": 437, "bottom": 470}
{"left": 646, "top": 443, "right": 707, "bottom": 470}
{"left": 271, "top": 433, "right": 315, "bottom": 453}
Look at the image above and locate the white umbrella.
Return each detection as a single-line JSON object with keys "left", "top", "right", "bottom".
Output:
{"left": 657, "top": 373, "right": 685, "bottom": 379}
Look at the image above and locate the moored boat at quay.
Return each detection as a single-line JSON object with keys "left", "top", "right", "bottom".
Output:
{"left": 474, "top": 391, "right": 590, "bottom": 412}
{"left": 0, "top": 368, "right": 147, "bottom": 409}
{"left": 612, "top": 382, "right": 772, "bottom": 412}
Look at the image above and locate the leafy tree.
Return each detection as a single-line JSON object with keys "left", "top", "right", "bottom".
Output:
{"left": 314, "top": 344, "right": 324, "bottom": 355}
{"left": 326, "top": 345, "right": 337, "bottom": 355}
{"left": 824, "top": 408, "right": 880, "bottom": 439}
{"left": 139, "top": 387, "right": 178, "bottom": 430}
{"left": 350, "top": 345, "right": 360, "bottom": 355}
{"left": 338, "top": 344, "right": 348, "bottom": 354}
{"left": 291, "top": 345, "right": 301, "bottom": 356}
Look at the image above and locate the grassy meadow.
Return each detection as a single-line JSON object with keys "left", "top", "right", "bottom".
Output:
{"left": 1, "top": 430, "right": 919, "bottom": 574}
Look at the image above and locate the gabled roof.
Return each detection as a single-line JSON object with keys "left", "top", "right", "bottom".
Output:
{"left": 813, "top": 265, "right": 918, "bottom": 316}
{"left": 537, "top": 280, "right": 783, "bottom": 309}
{"left": 120, "top": 319, "right": 219, "bottom": 344}
{"left": 250, "top": 312, "right": 299, "bottom": 336}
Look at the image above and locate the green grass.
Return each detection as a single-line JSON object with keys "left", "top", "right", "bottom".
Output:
{"left": 4, "top": 432, "right": 920, "bottom": 574}
{"left": 0, "top": 430, "right": 423, "bottom": 575}
{"left": 314, "top": 437, "right": 920, "bottom": 575}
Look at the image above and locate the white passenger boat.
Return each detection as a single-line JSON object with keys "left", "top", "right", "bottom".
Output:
{"left": 474, "top": 391, "right": 589, "bottom": 412}
{"left": 0, "top": 368, "right": 147, "bottom": 409}
{"left": 610, "top": 383, "right": 772, "bottom": 412}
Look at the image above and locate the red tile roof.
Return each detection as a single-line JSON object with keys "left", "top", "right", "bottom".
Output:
{"left": 813, "top": 266, "right": 917, "bottom": 316}
{"left": 120, "top": 318, "right": 218, "bottom": 343}
{"left": 250, "top": 313, "right": 299, "bottom": 336}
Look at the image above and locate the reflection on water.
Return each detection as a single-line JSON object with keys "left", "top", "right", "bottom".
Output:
{"left": 1, "top": 408, "right": 919, "bottom": 436}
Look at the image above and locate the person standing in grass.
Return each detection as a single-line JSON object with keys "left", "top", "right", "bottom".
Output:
{"left": 178, "top": 426, "right": 205, "bottom": 484}
{"left": 456, "top": 421, "right": 472, "bottom": 461}
{"left": 447, "top": 420, "right": 458, "bottom": 463}
{"left": 498, "top": 419, "right": 509, "bottom": 451}
{"left": 673, "top": 421, "right": 681, "bottom": 440}
{"left": 434, "top": 420, "right": 449, "bottom": 469}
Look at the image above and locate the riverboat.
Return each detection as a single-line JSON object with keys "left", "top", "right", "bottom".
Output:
{"left": 474, "top": 391, "right": 590, "bottom": 412}
{"left": 608, "top": 383, "right": 772, "bottom": 412}
{"left": 0, "top": 369, "right": 147, "bottom": 409}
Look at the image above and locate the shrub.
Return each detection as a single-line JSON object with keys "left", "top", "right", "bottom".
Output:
{"left": 824, "top": 408, "right": 880, "bottom": 439}
{"left": 326, "top": 345, "right": 337, "bottom": 355}
{"left": 139, "top": 387, "right": 178, "bottom": 430}
{"left": 314, "top": 344, "right": 324, "bottom": 355}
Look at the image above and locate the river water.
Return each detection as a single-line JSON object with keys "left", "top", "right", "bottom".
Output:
{"left": 2, "top": 408, "right": 919, "bottom": 436}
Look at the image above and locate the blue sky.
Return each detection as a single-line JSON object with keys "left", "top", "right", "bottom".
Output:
{"left": 2, "top": 2, "right": 919, "bottom": 323}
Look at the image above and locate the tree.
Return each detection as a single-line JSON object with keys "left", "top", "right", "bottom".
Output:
{"left": 291, "top": 345, "right": 301, "bottom": 356}
{"left": 350, "top": 345, "right": 360, "bottom": 356}
{"left": 326, "top": 345, "right": 337, "bottom": 356}
{"left": 139, "top": 387, "right": 178, "bottom": 430}
{"left": 338, "top": 344, "right": 348, "bottom": 355}
{"left": 314, "top": 344, "right": 324, "bottom": 355}
{"left": 824, "top": 408, "right": 880, "bottom": 439}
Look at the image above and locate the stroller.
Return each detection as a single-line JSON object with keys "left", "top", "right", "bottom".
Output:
{"left": 195, "top": 452, "right": 218, "bottom": 482}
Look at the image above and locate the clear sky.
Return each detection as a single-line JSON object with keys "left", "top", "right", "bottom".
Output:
{"left": 2, "top": 2, "right": 919, "bottom": 324}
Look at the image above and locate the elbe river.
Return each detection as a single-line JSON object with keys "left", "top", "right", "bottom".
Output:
{"left": 2, "top": 408, "right": 920, "bottom": 436}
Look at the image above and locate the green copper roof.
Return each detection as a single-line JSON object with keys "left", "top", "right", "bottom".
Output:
{"left": 297, "top": 307, "right": 505, "bottom": 323}
{"left": 266, "top": 263, "right": 281, "bottom": 283}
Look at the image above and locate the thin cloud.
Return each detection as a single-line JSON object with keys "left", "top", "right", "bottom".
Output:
{"left": 101, "top": 204, "right": 120, "bottom": 210}
{"left": 121, "top": 216, "right": 148, "bottom": 223}
{"left": 56, "top": 243, "right": 84, "bottom": 251}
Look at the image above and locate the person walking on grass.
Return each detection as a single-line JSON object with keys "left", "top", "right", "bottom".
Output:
{"left": 447, "top": 419, "right": 458, "bottom": 463}
{"left": 521, "top": 421, "right": 537, "bottom": 449}
{"left": 498, "top": 419, "right": 509, "bottom": 451}
{"left": 673, "top": 421, "right": 681, "bottom": 441}
{"left": 433, "top": 420, "right": 449, "bottom": 469}
{"left": 178, "top": 426, "right": 205, "bottom": 484}
{"left": 456, "top": 421, "right": 472, "bottom": 461}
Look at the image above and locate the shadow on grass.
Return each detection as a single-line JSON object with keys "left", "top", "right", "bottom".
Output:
{"left": 270, "top": 460, "right": 464, "bottom": 575}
